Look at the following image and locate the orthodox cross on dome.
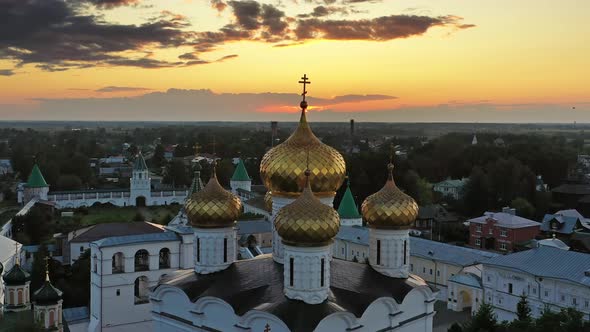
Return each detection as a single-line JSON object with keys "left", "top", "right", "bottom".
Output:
{"left": 14, "top": 242, "right": 19, "bottom": 265}
{"left": 44, "top": 256, "right": 50, "bottom": 281}
{"left": 298, "top": 74, "right": 311, "bottom": 102}
{"left": 264, "top": 323, "right": 271, "bottom": 332}
{"left": 389, "top": 143, "right": 396, "bottom": 165}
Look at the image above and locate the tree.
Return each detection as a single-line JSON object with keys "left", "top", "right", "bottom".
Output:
{"left": 511, "top": 198, "right": 535, "bottom": 219}
{"left": 152, "top": 144, "right": 166, "bottom": 168}
{"left": 163, "top": 159, "right": 189, "bottom": 187}
{"left": 516, "top": 294, "right": 532, "bottom": 322}
{"left": 463, "top": 166, "right": 491, "bottom": 216}
{"left": 56, "top": 174, "right": 83, "bottom": 190}
{"left": 463, "top": 301, "right": 497, "bottom": 332}
{"left": 448, "top": 322, "right": 463, "bottom": 332}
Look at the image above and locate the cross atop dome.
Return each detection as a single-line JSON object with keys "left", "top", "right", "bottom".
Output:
{"left": 298, "top": 74, "right": 311, "bottom": 110}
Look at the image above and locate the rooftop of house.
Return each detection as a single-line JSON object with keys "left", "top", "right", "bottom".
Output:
{"left": 93, "top": 231, "right": 179, "bottom": 248}
{"left": 434, "top": 178, "right": 467, "bottom": 188}
{"left": 336, "top": 226, "right": 498, "bottom": 267}
{"left": 483, "top": 246, "right": 590, "bottom": 287}
{"left": 70, "top": 221, "right": 165, "bottom": 243}
{"left": 468, "top": 212, "right": 540, "bottom": 229}
{"left": 541, "top": 209, "right": 590, "bottom": 234}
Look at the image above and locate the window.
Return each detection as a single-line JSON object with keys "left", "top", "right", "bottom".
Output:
{"left": 410, "top": 264, "right": 413, "bottom": 271}
{"left": 289, "top": 258, "right": 294, "bottom": 287}
{"left": 134, "top": 276, "right": 149, "bottom": 304}
{"left": 476, "top": 225, "right": 482, "bottom": 233}
{"left": 508, "top": 283, "right": 513, "bottom": 294}
{"left": 561, "top": 295, "right": 565, "bottom": 302}
{"left": 80, "top": 246, "right": 84, "bottom": 253}
{"left": 320, "top": 258, "right": 325, "bottom": 287}
{"left": 112, "top": 252, "right": 124, "bottom": 273}
{"left": 341, "top": 247, "right": 344, "bottom": 255}
{"left": 116, "top": 289, "right": 120, "bottom": 296}
{"left": 489, "top": 227, "right": 493, "bottom": 235}
{"left": 93, "top": 255, "right": 98, "bottom": 273}
{"left": 573, "top": 298, "right": 578, "bottom": 306}
{"left": 487, "top": 275, "right": 491, "bottom": 282}
{"left": 475, "top": 238, "right": 481, "bottom": 246}
{"left": 223, "top": 238, "right": 228, "bottom": 263}
{"left": 500, "top": 229, "right": 508, "bottom": 237}
{"left": 437, "top": 270, "right": 440, "bottom": 277}
{"left": 500, "top": 243, "right": 508, "bottom": 251}
{"left": 423, "top": 267, "right": 426, "bottom": 273}
{"left": 376, "top": 240, "right": 381, "bottom": 265}
{"left": 159, "top": 248, "right": 170, "bottom": 269}
{"left": 196, "top": 238, "right": 200, "bottom": 262}
{"left": 403, "top": 240, "right": 407, "bottom": 265}
{"left": 545, "top": 290, "right": 549, "bottom": 297}
{"left": 430, "top": 269, "right": 433, "bottom": 275}
{"left": 134, "top": 249, "right": 149, "bottom": 272}
{"left": 585, "top": 300, "right": 589, "bottom": 308}
{"left": 532, "top": 287, "right": 536, "bottom": 294}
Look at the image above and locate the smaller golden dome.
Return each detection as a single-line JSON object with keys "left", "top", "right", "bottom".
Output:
{"left": 275, "top": 170, "right": 340, "bottom": 246}
{"left": 185, "top": 166, "right": 242, "bottom": 228}
{"left": 361, "top": 163, "right": 418, "bottom": 229}
{"left": 264, "top": 191, "right": 273, "bottom": 213}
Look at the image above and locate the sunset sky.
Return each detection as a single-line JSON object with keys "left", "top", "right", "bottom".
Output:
{"left": 0, "top": 0, "right": 589, "bottom": 122}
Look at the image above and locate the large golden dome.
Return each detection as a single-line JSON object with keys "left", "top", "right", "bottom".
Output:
{"left": 275, "top": 170, "right": 340, "bottom": 246}
{"left": 361, "top": 163, "right": 418, "bottom": 229}
{"left": 260, "top": 109, "right": 346, "bottom": 197}
{"left": 185, "top": 167, "right": 242, "bottom": 228}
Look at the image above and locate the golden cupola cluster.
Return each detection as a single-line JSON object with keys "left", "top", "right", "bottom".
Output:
{"left": 361, "top": 163, "right": 418, "bottom": 229}
{"left": 275, "top": 170, "right": 340, "bottom": 246}
{"left": 185, "top": 165, "right": 242, "bottom": 228}
{"left": 260, "top": 75, "right": 346, "bottom": 198}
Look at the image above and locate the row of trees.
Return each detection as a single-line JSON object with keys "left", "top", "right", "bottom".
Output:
{"left": 451, "top": 295, "right": 589, "bottom": 332}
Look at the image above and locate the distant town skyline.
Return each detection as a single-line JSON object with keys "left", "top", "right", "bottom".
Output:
{"left": 0, "top": 0, "right": 588, "bottom": 122}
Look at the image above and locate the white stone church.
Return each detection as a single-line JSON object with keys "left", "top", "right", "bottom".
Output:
{"left": 17, "top": 154, "right": 187, "bottom": 209}
{"left": 75, "top": 77, "right": 437, "bottom": 332}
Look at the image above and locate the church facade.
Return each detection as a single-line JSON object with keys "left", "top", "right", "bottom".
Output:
{"left": 149, "top": 76, "right": 438, "bottom": 332}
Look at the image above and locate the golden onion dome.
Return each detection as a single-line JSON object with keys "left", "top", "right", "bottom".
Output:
{"left": 264, "top": 190, "right": 273, "bottom": 212}
{"left": 275, "top": 170, "right": 340, "bottom": 246}
{"left": 361, "top": 163, "right": 418, "bottom": 229}
{"left": 260, "top": 108, "right": 346, "bottom": 198}
{"left": 185, "top": 166, "right": 242, "bottom": 228}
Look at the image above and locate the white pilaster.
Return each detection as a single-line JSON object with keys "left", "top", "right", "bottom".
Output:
{"left": 194, "top": 227, "right": 236, "bottom": 274}
{"left": 369, "top": 228, "right": 410, "bottom": 278}
{"left": 283, "top": 244, "right": 331, "bottom": 304}
{"left": 272, "top": 195, "right": 334, "bottom": 264}
{"left": 34, "top": 300, "right": 63, "bottom": 330}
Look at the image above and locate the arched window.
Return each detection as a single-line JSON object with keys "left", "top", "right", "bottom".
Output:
{"left": 49, "top": 310, "right": 55, "bottom": 326}
{"left": 8, "top": 290, "right": 14, "bottom": 305}
{"left": 134, "top": 249, "right": 149, "bottom": 272}
{"left": 112, "top": 252, "right": 125, "bottom": 274}
{"left": 134, "top": 276, "right": 149, "bottom": 304}
{"left": 93, "top": 254, "right": 98, "bottom": 273}
{"left": 17, "top": 289, "right": 23, "bottom": 305}
{"left": 159, "top": 248, "right": 170, "bottom": 269}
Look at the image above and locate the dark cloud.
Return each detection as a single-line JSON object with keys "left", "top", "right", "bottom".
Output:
{"left": 295, "top": 15, "right": 471, "bottom": 40}
{"left": 0, "top": 0, "right": 473, "bottom": 73}
{"left": 210, "top": 0, "right": 227, "bottom": 12}
{"left": 216, "top": 54, "right": 239, "bottom": 62}
{"left": 83, "top": 0, "right": 140, "bottom": 9}
{"left": 0, "top": 69, "right": 15, "bottom": 76}
{"left": 95, "top": 86, "right": 151, "bottom": 92}
{"left": 0, "top": 0, "right": 196, "bottom": 71}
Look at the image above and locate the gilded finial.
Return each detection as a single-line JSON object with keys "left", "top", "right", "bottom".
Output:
{"left": 14, "top": 242, "right": 19, "bottom": 265}
{"left": 298, "top": 74, "right": 311, "bottom": 110}
{"left": 44, "top": 256, "right": 50, "bottom": 281}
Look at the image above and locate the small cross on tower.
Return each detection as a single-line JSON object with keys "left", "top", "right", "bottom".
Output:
{"left": 298, "top": 74, "right": 311, "bottom": 101}
{"left": 264, "top": 323, "right": 271, "bottom": 332}
{"left": 44, "top": 255, "right": 50, "bottom": 281}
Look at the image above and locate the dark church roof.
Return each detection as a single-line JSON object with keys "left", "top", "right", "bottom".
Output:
{"left": 156, "top": 255, "right": 430, "bottom": 331}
